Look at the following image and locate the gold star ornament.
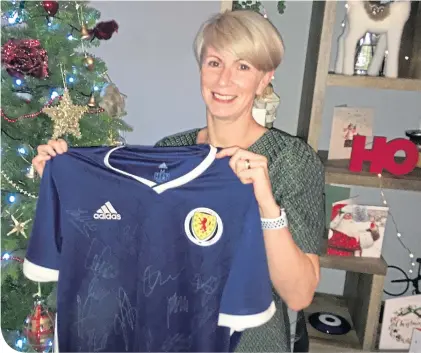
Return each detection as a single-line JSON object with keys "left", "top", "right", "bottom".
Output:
{"left": 42, "top": 88, "right": 88, "bottom": 139}
{"left": 7, "top": 215, "right": 31, "bottom": 238}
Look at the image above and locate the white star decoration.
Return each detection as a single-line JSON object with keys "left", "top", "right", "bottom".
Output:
{"left": 7, "top": 215, "right": 31, "bottom": 238}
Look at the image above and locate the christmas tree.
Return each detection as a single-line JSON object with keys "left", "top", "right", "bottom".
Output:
{"left": 1, "top": 1, "right": 132, "bottom": 350}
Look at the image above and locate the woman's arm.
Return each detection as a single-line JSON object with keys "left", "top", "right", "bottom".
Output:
{"left": 262, "top": 215, "right": 320, "bottom": 311}
{"left": 262, "top": 140, "right": 325, "bottom": 311}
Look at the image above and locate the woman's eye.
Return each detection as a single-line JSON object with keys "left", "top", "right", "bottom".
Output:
{"left": 208, "top": 61, "right": 219, "bottom": 67}
{"left": 239, "top": 64, "right": 250, "bottom": 70}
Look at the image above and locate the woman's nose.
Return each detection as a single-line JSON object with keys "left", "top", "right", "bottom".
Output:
{"left": 217, "top": 67, "right": 232, "bottom": 86}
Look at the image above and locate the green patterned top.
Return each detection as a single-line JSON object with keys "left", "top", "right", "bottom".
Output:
{"left": 155, "top": 127, "right": 325, "bottom": 351}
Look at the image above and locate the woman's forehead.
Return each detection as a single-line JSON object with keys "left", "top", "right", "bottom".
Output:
{"left": 203, "top": 46, "right": 243, "bottom": 62}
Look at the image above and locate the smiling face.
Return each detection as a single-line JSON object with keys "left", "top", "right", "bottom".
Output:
{"left": 200, "top": 46, "right": 273, "bottom": 121}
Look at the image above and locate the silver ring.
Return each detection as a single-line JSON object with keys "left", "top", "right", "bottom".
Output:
{"left": 245, "top": 159, "right": 251, "bottom": 170}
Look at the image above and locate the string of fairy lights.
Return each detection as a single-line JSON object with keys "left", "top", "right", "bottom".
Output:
{"left": 377, "top": 174, "right": 418, "bottom": 274}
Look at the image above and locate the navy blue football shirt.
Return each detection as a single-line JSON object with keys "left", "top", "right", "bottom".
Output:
{"left": 23, "top": 144, "right": 275, "bottom": 352}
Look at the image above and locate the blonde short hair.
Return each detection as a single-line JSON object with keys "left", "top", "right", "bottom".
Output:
{"left": 194, "top": 10, "right": 285, "bottom": 72}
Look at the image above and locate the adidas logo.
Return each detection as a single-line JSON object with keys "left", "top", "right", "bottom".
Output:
{"left": 93, "top": 201, "right": 121, "bottom": 220}
{"left": 159, "top": 162, "right": 167, "bottom": 169}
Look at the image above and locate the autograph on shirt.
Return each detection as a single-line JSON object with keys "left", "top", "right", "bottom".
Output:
{"left": 75, "top": 276, "right": 110, "bottom": 344}
{"left": 114, "top": 287, "right": 137, "bottom": 351}
{"left": 66, "top": 209, "right": 97, "bottom": 239}
{"left": 142, "top": 265, "right": 184, "bottom": 297}
{"left": 167, "top": 292, "right": 189, "bottom": 329}
{"left": 85, "top": 238, "right": 118, "bottom": 279}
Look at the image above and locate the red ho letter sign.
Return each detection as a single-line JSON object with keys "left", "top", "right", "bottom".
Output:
{"left": 349, "top": 135, "right": 419, "bottom": 176}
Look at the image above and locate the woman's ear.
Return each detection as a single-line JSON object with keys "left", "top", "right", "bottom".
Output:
{"left": 256, "top": 70, "right": 275, "bottom": 96}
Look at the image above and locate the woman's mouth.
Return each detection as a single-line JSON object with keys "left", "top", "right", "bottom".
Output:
{"left": 212, "top": 92, "right": 237, "bottom": 103}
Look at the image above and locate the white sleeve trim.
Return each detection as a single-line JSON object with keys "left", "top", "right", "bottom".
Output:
{"left": 23, "top": 258, "right": 59, "bottom": 282}
{"left": 218, "top": 301, "right": 276, "bottom": 332}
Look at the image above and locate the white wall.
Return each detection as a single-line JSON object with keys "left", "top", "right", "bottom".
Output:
{"left": 90, "top": 1, "right": 221, "bottom": 145}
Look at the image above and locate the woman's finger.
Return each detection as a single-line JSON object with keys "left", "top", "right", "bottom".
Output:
{"left": 37, "top": 144, "right": 57, "bottom": 157}
{"left": 32, "top": 155, "right": 50, "bottom": 176}
{"left": 32, "top": 154, "right": 51, "bottom": 165}
{"left": 58, "top": 139, "right": 68, "bottom": 152}
{"left": 235, "top": 158, "right": 268, "bottom": 174}
{"left": 237, "top": 167, "right": 264, "bottom": 184}
{"left": 215, "top": 146, "right": 240, "bottom": 159}
{"left": 48, "top": 139, "right": 65, "bottom": 154}
{"left": 230, "top": 150, "right": 267, "bottom": 173}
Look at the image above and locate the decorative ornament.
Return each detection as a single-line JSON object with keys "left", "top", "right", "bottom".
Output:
{"left": 1, "top": 170, "right": 38, "bottom": 199}
{"left": 7, "top": 214, "right": 31, "bottom": 238}
{"left": 80, "top": 24, "right": 90, "bottom": 40}
{"left": 277, "top": 1, "right": 286, "bottom": 14}
{"left": 26, "top": 165, "right": 36, "bottom": 179}
{"left": 23, "top": 298, "right": 55, "bottom": 352}
{"left": 252, "top": 83, "right": 280, "bottom": 128}
{"left": 1, "top": 250, "right": 24, "bottom": 265}
{"left": 83, "top": 55, "right": 94, "bottom": 71}
{"left": 1, "top": 39, "right": 49, "bottom": 79}
{"left": 334, "top": 0, "right": 411, "bottom": 78}
{"left": 87, "top": 93, "right": 96, "bottom": 107}
{"left": 99, "top": 83, "right": 126, "bottom": 118}
{"left": 15, "top": 92, "right": 33, "bottom": 104}
{"left": 1, "top": 95, "right": 57, "bottom": 123}
{"left": 42, "top": 1, "right": 59, "bottom": 17}
{"left": 42, "top": 88, "right": 88, "bottom": 139}
{"left": 364, "top": 1, "right": 389, "bottom": 19}
{"left": 84, "top": 20, "right": 119, "bottom": 41}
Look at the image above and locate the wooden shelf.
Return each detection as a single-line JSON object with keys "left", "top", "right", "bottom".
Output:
{"left": 305, "top": 293, "right": 361, "bottom": 351}
{"left": 326, "top": 74, "right": 421, "bottom": 91}
{"left": 320, "top": 247, "right": 388, "bottom": 276}
{"left": 319, "top": 151, "right": 421, "bottom": 192}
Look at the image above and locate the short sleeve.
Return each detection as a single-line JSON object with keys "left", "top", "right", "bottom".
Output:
{"left": 23, "top": 161, "right": 61, "bottom": 282}
{"left": 273, "top": 139, "right": 325, "bottom": 255}
{"left": 218, "top": 198, "right": 276, "bottom": 332}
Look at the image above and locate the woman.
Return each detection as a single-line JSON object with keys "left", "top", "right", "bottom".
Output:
{"left": 32, "top": 9, "right": 325, "bottom": 352}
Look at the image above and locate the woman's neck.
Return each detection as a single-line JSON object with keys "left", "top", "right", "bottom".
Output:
{"left": 199, "top": 112, "right": 267, "bottom": 149}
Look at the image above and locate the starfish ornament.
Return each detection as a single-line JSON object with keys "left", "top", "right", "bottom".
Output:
{"left": 42, "top": 88, "right": 88, "bottom": 139}
{"left": 7, "top": 215, "right": 31, "bottom": 238}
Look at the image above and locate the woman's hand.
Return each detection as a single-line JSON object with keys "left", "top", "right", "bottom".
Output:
{"left": 216, "top": 146, "right": 280, "bottom": 218}
{"left": 32, "top": 139, "right": 68, "bottom": 177}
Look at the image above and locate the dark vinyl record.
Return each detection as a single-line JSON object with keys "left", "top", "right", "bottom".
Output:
{"left": 308, "top": 312, "right": 351, "bottom": 335}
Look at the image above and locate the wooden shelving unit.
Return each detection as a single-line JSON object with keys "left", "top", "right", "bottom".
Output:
{"left": 222, "top": 0, "right": 419, "bottom": 351}
{"left": 297, "top": 1, "right": 421, "bottom": 194}
{"left": 326, "top": 74, "right": 421, "bottom": 91}
{"left": 297, "top": 1, "right": 421, "bottom": 352}
{"left": 307, "top": 242, "right": 388, "bottom": 351}
{"left": 319, "top": 151, "right": 421, "bottom": 192}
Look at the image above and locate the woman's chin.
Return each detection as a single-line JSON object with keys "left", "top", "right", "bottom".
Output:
{"left": 207, "top": 102, "right": 242, "bottom": 120}
{"left": 208, "top": 109, "right": 239, "bottom": 120}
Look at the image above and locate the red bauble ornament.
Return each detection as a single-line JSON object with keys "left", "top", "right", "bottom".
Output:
{"left": 23, "top": 299, "right": 55, "bottom": 352}
{"left": 42, "top": 1, "right": 59, "bottom": 16}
